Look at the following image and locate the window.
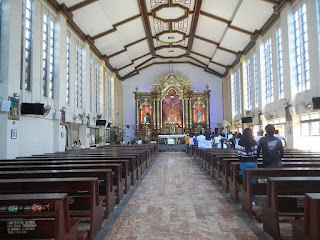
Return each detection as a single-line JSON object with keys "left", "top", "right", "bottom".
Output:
{"left": 66, "top": 35, "right": 71, "bottom": 104}
{"left": 253, "top": 53, "right": 259, "bottom": 107}
{"left": 238, "top": 68, "right": 242, "bottom": 114}
{"left": 108, "top": 73, "right": 112, "bottom": 119}
{"left": 246, "top": 59, "right": 252, "bottom": 110}
{"left": 90, "top": 58, "right": 93, "bottom": 111}
{"left": 95, "top": 63, "right": 100, "bottom": 113}
{"left": 294, "top": 4, "right": 310, "bottom": 92}
{"left": 233, "top": 71, "right": 239, "bottom": 115}
{"left": 25, "top": 0, "right": 33, "bottom": 91}
{"left": 301, "top": 113, "right": 320, "bottom": 136}
{"left": 49, "top": 20, "right": 55, "bottom": 98}
{"left": 264, "top": 38, "right": 273, "bottom": 103}
{"left": 0, "top": 0, "right": 2, "bottom": 55}
{"left": 75, "top": 44, "right": 83, "bottom": 107}
{"left": 42, "top": 14, "right": 49, "bottom": 96}
{"left": 42, "top": 14, "right": 55, "bottom": 98}
{"left": 276, "top": 28, "right": 284, "bottom": 99}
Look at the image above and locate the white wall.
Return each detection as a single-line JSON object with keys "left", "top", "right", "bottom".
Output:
{"left": 122, "top": 64, "right": 223, "bottom": 141}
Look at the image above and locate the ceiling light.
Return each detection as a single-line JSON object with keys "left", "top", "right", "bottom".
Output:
{"left": 168, "top": 36, "right": 174, "bottom": 39}
{"left": 168, "top": 50, "right": 174, "bottom": 53}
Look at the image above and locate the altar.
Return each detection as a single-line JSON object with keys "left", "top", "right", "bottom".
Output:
{"left": 134, "top": 72, "right": 211, "bottom": 143}
{"left": 158, "top": 134, "right": 186, "bottom": 144}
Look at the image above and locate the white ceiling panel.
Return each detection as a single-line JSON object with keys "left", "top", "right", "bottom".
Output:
{"left": 94, "top": 33, "right": 124, "bottom": 56}
{"left": 196, "top": 15, "right": 227, "bottom": 43}
{"left": 118, "top": 65, "right": 136, "bottom": 77}
{"left": 232, "top": 0, "right": 274, "bottom": 32}
{"left": 208, "top": 63, "right": 226, "bottom": 75}
{"left": 72, "top": 2, "right": 113, "bottom": 37}
{"left": 116, "top": 18, "right": 146, "bottom": 46}
{"left": 192, "top": 39, "right": 217, "bottom": 58}
{"left": 138, "top": 58, "right": 155, "bottom": 69}
{"left": 126, "top": 40, "right": 150, "bottom": 59}
{"left": 100, "top": 0, "right": 141, "bottom": 25}
{"left": 190, "top": 53, "right": 210, "bottom": 65}
{"left": 219, "top": 29, "right": 251, "bottom": 52}
{"left": 109, "top": 52, "right": 132, "bottom": 69}
{"left": 212, "top": 49, "right": 236, "bottom": 66}
{"left": 201, "top": 0, "right": 239, "bottom": 20}
{"left": 133, "top": 54, "right": 152, "bottom": 67}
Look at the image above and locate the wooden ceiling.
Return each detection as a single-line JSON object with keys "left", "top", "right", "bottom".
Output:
{"left": 47, "top": 0, "right": 291, "bottom": 80}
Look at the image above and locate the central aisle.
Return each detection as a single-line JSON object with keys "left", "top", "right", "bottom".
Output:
{"left": 103, "top": 152, "right": 264, "bottom": 240}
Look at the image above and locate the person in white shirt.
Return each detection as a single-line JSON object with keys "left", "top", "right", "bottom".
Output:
{"left": 120, "top": 139, "right": 126, "bottom": 145}
{"left": 137, "top": 138, "right": 142, "bottom": 144}
{"left": 274, "top": 130, "right": 287, "bottom": 148}
{"left": 189, "top": 136, "right": 194, "bottom": 146}
{"left": 197, "top": 132, "right": 206, "bottom": 148}
{"left": 204, "top": 132, "right": 212, "bottom": 149}
{"left": 254, "top": 130, "right": 264, "bottom": 144}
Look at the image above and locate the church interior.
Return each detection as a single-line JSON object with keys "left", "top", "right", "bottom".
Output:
{"left": 0, "top": 0, "right": 320, "bottom": 239}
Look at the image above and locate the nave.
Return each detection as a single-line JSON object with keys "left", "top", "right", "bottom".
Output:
{"left": 98, "top": 152, "right": 269, "bottom": 240}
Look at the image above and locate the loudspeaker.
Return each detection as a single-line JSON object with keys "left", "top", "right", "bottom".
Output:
{"left": 289, "top": 106, "right": 296, "bottom": 115}
{"left": 0, "top": 100, "right": 11, "bottom": 112}
{"left": 21, "top": 103, "right": 44, "bottom": 115}
{"left": 107, "top": 123, "right": 111, "bottom": 128}
{"left": 312, "top": 97, "right": 320, "bottom": 109}
{"left": 241, "top": 117, "right": 253, "bottom": 123}
{"left": 54, "top": 112, "right": 61, "bottom": 120}
{"left": 96, "top": 120, "right": 106, "bottom": 126}
{"left": 260, "top": 115, "right": 266, "bottom": 121}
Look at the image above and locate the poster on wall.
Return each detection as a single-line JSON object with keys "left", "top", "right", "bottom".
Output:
{"left": 8, "top": 97, "right": 20, "bottom": 120}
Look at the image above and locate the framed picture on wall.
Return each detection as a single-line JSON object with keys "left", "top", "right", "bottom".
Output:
{"left": 11, "top": 129, "right": 17, "bottom": 139}
{"left": 8, "top": 97, "right": 20, "bottom": 120}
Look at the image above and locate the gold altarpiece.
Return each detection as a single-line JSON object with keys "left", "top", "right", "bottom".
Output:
{"left": 134, "top": 72, "right": 211, "bottom": 142}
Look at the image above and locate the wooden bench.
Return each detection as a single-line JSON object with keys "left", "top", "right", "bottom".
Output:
{"left": 0, "top": 163, "right": 124, "bottom": 204}
{"left": 0, "top": 159, "right": 131, "bottom": 194}
{"left": 0, "top": 177, "right": 103, "bottom": 240}
{"left": 239, "top": 168, "right": 320, "bottom": 220}
{"left": 0, "top": 193, "right": 79, "bottom": 240}
{"left": 229, "top": 161, "right": 320, "bottom": 203}
{"left": 263, "top": 176, "right": 320, "bottom": 240}
{"left": 291, "top": 193, "right": 320, "bottom": 240}
{"left": 0, "top": 169, "right": 115, "bottom": 218}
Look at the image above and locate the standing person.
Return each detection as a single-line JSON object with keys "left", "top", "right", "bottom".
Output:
{"left": 137, "top": 138, "right": 143, "bottom": 145}
{"left": 237, "top": 128, "right": 258, "bottom": 182}
{"left": 197, "top": 132, "right": 206, "bottom": 148}
{"left": 254, "top": 130, "right": 264, "bottom": 144}
{"left": 274, "top": 129, "right": 287, "bottom": 148}
{"left": 184, "top": 133, "right": 190, "bottom": 145}
{"left": 258, "top": 124, "right": 284, "bottom": 168}
{"left": 204, "top": 131, "right": 212, "bottom": 149}
{"left": 189, "top": 134, "right": 194, "bottom": 146}
{"left": 193, "top": 134, "right": 198, "bottom": 146}
{"left": 120, "top": 139, "right": 126, "bottom": 145}
{"left": 234, "top": 133, "right": 242, "bottom": 149}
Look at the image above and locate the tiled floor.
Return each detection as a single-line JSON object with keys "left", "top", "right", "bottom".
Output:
{"left": 103, "top": 152, "right": 267, "bottom": 240}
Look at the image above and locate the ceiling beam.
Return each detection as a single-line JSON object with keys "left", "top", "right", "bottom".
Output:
{"left": 113, "top": 14, "right": 142, "bottom": 28}
{"left": 138, "top": 0, "right": 156, "bottom": 55}
{"left": 228, "top": 25, "right": 254, "bottom": 36}
{"left": 194, "top": 35, "right": 219, "bottom": 46}
{"left": 117, "top": 63, "right": 134, "bottom": 72}
{"left": 261, "top": 0, "right": 279, "bottom": 5}
{"left": 132, "top": 53, "right": 152, "bottom": 62}
{"left": 125, "top": 37, "right": 147, "bottom": 49}
{"left": 210, "top": 60, "right": 227, "bottom": 68}
{"left": 68, "top": 0, "right": 99, "bottom": 12}
{"left": 200, "top": 10, "right": 230, "bottom": 25}
{"left": 186, "top": 0, "right": 202, "bottom": 55}
{"left": 190, "top": 51, "right": 211, "bottom": 61}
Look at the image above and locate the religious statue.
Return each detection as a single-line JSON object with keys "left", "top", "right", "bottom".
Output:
{"left": 143, "top": 111, "right": 150, "bottom": 123}
{"left": 197, "top": 110, "right": 201, "bottom": 123}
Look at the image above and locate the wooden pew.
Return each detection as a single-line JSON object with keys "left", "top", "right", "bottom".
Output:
{"left": 0, "top": 163, "right": 124, "bottom": 204}
{"left": 229, "top": 162, "right": 320, "bottom": 203}
{"left": 0, "top": 159, "right": 131, "bottom": 194}
{"left": 0, "top": 177, "right": 103, "bottom": 240}
{"left": 222, "top": 158, "right": 320, "bottom": 193}
{"left": 291, "top": 193, "right": 320, "bottom": 240}
{"left": 239, "top": 168, "right": 320, "bottom": 220}
{"left": 0, "top": 169, "right": 115, "bottom": 218}
{"left": 263, "top": 177, "right": 320, "bottom": 240}
{"left": 0, "top": 193, "right": 79, "bottom": 240}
